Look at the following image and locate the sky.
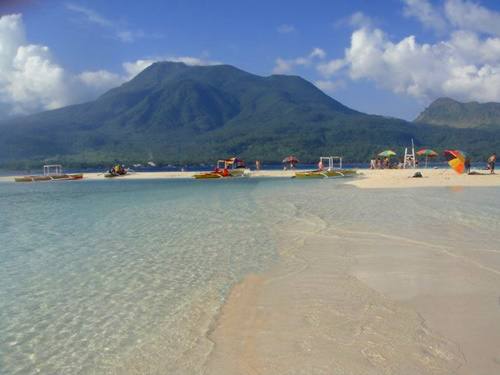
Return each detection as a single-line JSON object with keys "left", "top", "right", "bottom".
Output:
{"left": 1, "top": 0, "right": 500, "bottom": 120}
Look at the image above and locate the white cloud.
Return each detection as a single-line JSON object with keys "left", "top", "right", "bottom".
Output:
{"left": 0, "top": 13, "right": 220, "bottom": 117}
{"left": 309, "top": 47, "right": 326, "bottom": 59}
{"left": 336, "top": 25, "right": 500, "bottom": 102}
{"left": 444, "top": 0, "right": 500, "bottom": 37}
{"left": 273, "top": 48, "right": 326, "bottom": 74}
{"left": 0, "top": 14, "right": 73, "bottom": 115}
{"left": 402, "top": 0, "right": 448, "bottom": 33}
{"left": 115, "top": 30, "right": 145, "bottom": 43}
{"left": 315, "top": 1, "right": 500, "bottom": 103}
{"left": 277, "top": 24, "right": 295, "bottom": 34}
{"left": 122, "top": 56, "right": 220, "bottom": 79}
{"left": 348, "top": 11, "right": 374, "bottom": 29}
{"left": 122, "top": 59, "right": 156, "bottom": 78}
{"left": 314, "top": 79, "right": 345, "bottom": 93}
{"left": 272, "top": 58, "right": 293, "bottom": 74}
{"left": 402, "top": 0, "right": 500, "bottom": 37}
{"left": 77, "top": 70, "right": 123, "bottom": 91}
{"left": 317, "top": 59, "right": 346, "bottom": 77}
{"left": 65, "top": 3, "right": 113, "bottom": 28}
{"left": 165, "top": 56, "right": 220, "bottom": 66}
{"left": 65, "top": 3, "right": 157, "bottom": 43}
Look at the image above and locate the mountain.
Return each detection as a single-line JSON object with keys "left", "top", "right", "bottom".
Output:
{"left": 0, "top": 63, "right": 499, "bottom": 168}
{"left": 415, "top": 97, "right": 500, "bottom": 128}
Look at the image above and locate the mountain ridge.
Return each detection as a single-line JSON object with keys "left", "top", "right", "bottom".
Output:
{"left": 415, "top": 97, "right": 500, "bottom": 129}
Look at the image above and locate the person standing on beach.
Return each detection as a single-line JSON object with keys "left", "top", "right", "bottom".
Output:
{"left": 488, "top": 153, "right": 496, "bottom": 174}
{"left": 465, "top": 157, "right": 471, "bottom": 174}
{"left": 383, "top": 157, "right": 389, "bottom": 169}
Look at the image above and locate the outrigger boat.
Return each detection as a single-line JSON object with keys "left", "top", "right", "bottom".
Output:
{"left": 194, "top": 158, "right": 251, "bottom": 179}
{"left": 15, "top": 165, "right": 83, "bottom": 182}
{"left": 294, "top": 156, "right": 357, "bottom": 179}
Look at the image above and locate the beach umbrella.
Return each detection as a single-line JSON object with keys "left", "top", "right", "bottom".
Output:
{"left": 443, "top": 150, "right": 468, "bottom": 174}
{"left": 416, "top": 149, "right": 438, "bottom": 157}
{"left": 416, "top": 148, "right": 438, "bottom": 168}
{"left": 282, "top": 156, "right": 299, "bottom": 164}
{"left": 378, "top": 150, "right": 396, "bottom": 157}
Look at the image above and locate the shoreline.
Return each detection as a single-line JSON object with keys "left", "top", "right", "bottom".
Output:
{"left": 1, "top": 168, "right": 499, "bottom": 188}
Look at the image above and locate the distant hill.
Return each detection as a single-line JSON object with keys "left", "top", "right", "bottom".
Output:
{"left": 415, "top": 97, "right": 500, "bottom": 129}
{"left": 0, "top": 63, "right": 499, "bottom": 168}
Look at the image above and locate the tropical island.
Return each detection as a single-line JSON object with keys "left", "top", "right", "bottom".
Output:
{"left": 1, "top": 61, "right": 499, "bottom": 169}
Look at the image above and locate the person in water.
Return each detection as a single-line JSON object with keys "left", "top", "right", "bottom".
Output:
{"left": 488, "top": 153, "right": 496, "bottom": 174}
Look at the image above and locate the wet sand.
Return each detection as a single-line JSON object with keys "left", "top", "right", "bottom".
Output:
{"left": 204, "top": 202, "right": 500, "bottom": 375}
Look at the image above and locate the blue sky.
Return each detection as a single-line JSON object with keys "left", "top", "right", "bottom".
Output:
{"left": 1, "top": 0, "right": 500, "bottom": 119}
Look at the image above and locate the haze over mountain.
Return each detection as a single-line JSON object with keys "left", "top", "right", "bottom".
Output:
{"left": 415, "top": 98, "right": 500, "bottom": 129}
{"left": 0, "top": 62, "right": 499, "bottom": 168}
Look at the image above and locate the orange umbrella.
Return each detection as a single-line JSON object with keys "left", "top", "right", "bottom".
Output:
{"left": 443, "top": 150, "right": 468, "bottom": 174}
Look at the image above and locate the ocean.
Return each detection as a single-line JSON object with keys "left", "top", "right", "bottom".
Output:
{"left": 1, "top": 178, "right": 499, "bottom": 374}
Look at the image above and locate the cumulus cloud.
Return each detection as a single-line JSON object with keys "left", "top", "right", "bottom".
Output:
{"left": 273, "top": 48, "right": 326, "bottom": 74}
{"left": 0, "top": 13, "right": 219, "bottom": 117}
{"left": 0, "top": 14, "right": 72, "bottom": 115}
{"left": 332, "top": 26, "right": 500, "bottom": 102}
{"left": 313, "top": 1, "right": 500, "bottom": 103}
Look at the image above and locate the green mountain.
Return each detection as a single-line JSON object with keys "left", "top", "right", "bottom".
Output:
{"left": 415, "top": 97, "right": 500, "bottom": 128}
{"left": 0, "top": 62, "right": 499, "bottom": 168}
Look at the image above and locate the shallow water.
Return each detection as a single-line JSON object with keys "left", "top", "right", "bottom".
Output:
{"left": 0, "top": 179, "right": 280, "bottom": 374}
{"left": 1, "top": 178, "right": 499, "bottom": 374}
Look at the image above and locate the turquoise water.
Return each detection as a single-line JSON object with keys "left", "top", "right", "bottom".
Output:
{"left": 0, "top": 179, "right": 284, "bottom": 374}
{"left": 1, "top": 178, "right": 499, "bottom": 374}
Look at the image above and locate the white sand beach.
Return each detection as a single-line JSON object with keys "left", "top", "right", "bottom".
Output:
{"left": 2, "top": 168, "right": 499, "bottom": 188}
{"left": 348, "top": 168, "right": 500, "bottom": 189}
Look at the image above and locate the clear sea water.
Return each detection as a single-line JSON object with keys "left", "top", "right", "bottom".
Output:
{"left": 1, "top": 178, "right": 499, "bottom": 374}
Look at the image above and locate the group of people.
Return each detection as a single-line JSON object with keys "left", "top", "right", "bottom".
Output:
{"left": 108, "top": 164, "right": 127, "bottom": 176}
{"left": 369, "top": 157, "right": 410, "bottom": 169}
{"left": 369, "top": 153, "right": 496, "bottom": 174}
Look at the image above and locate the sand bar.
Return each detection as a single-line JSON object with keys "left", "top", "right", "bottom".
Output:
{"left": 1, "top": 168, "right": 499, "bottom": 188}
{"left": 204, "top": 191, "right": 500, "bottom": 375}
